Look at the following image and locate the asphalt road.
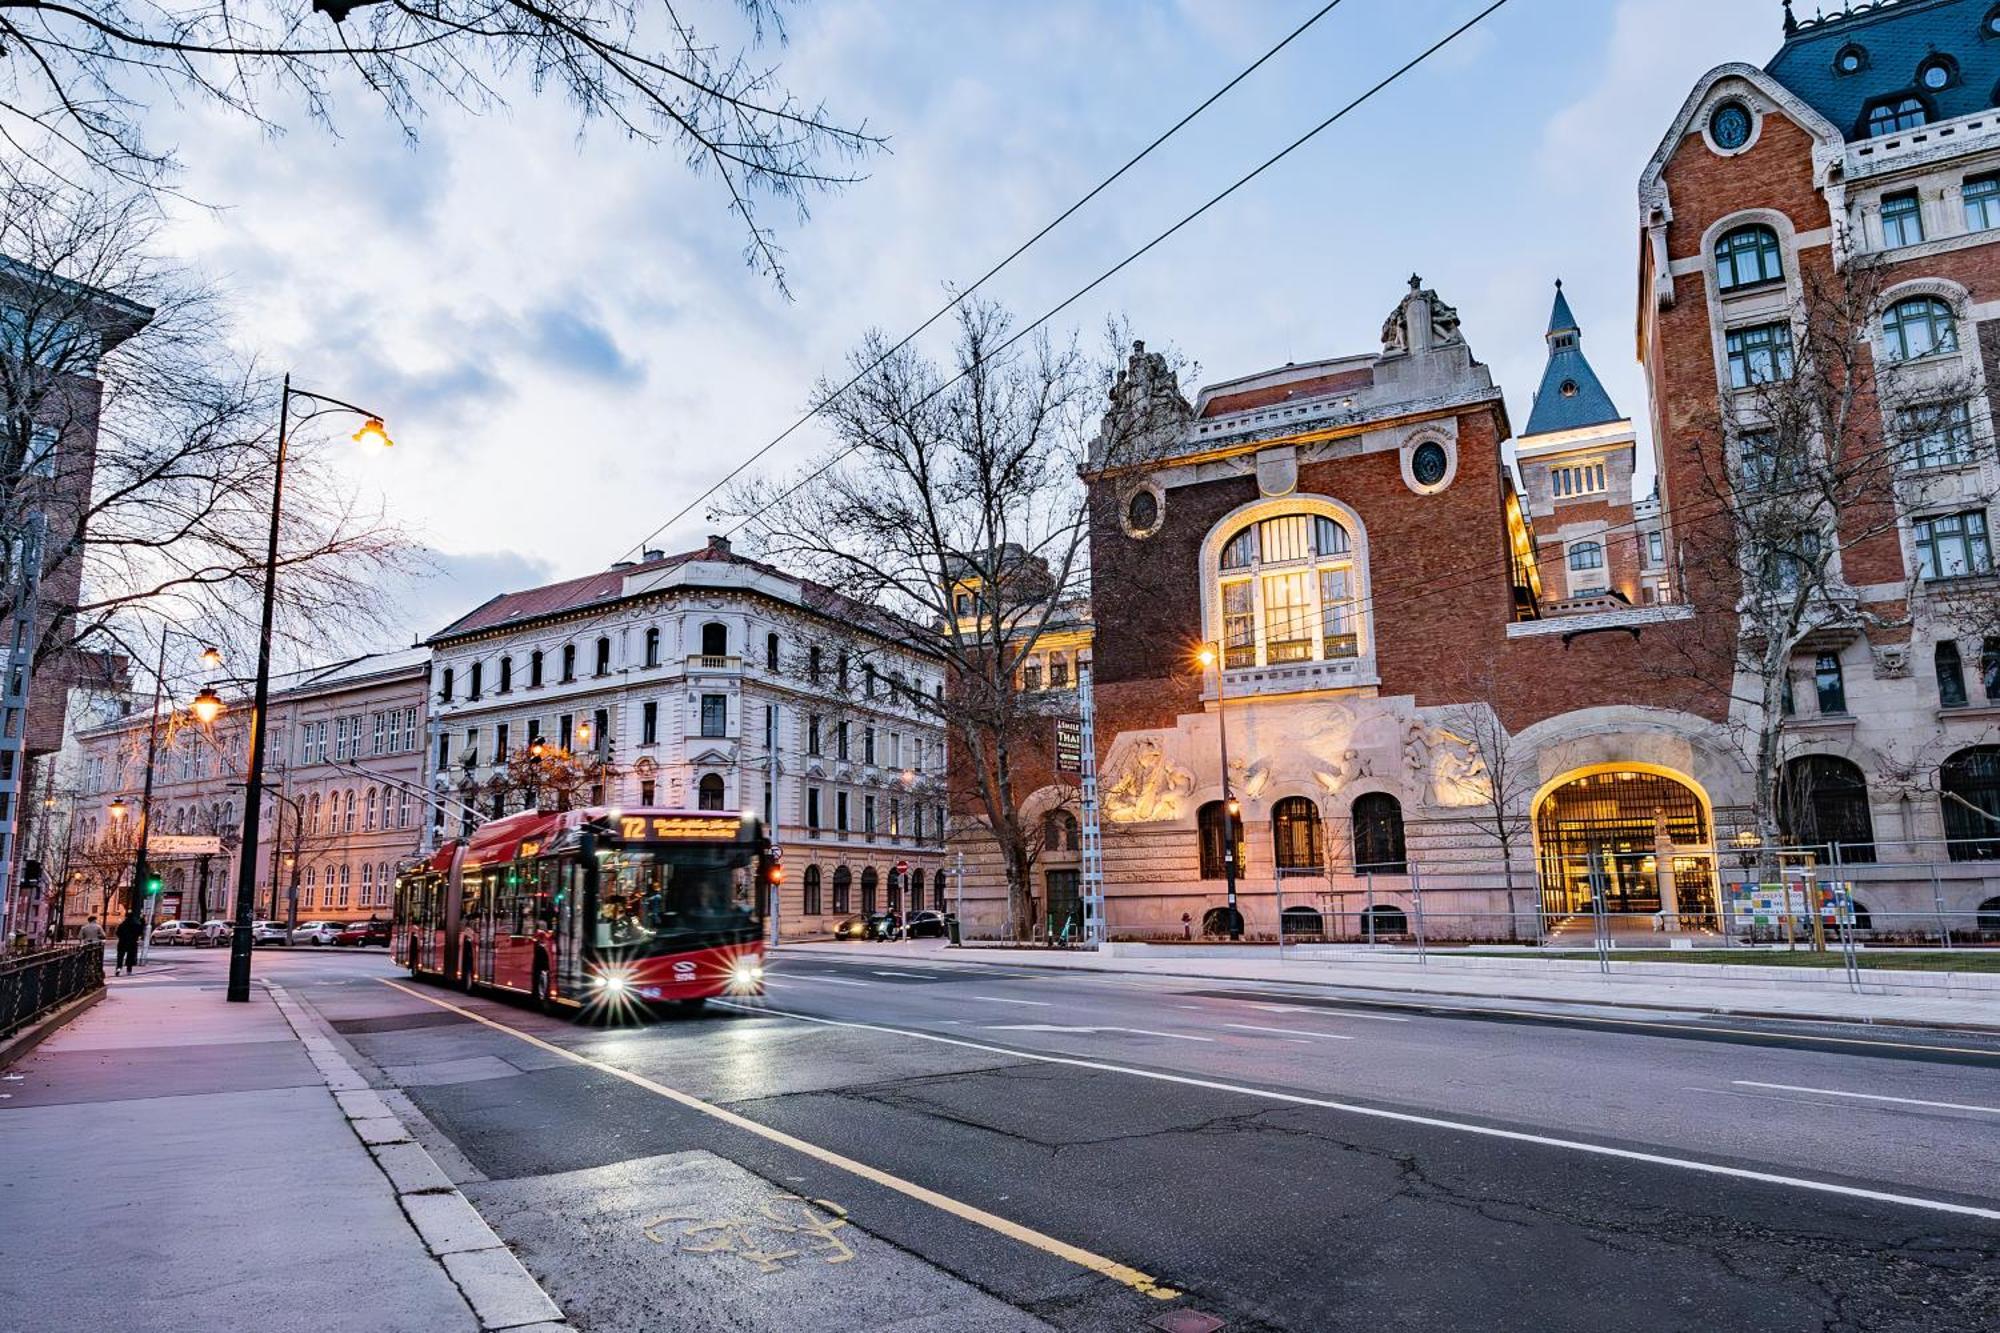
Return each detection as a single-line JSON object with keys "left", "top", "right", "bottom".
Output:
{"left": 235, "top": 945, "right": 2000, "bottom": 1332}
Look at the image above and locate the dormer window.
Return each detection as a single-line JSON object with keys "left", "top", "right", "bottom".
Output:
{"left": 1865, "top": 96, "right": 1929, "bottom": 137}
{"left": 1834, "top": 44, "right": 1867, "bottom": 76}
{"left": 1919, "top": 57, "right": 1957, "bottom": 92}
{"left": 1987, "top": 4, "right": 2000, "bottom": 37}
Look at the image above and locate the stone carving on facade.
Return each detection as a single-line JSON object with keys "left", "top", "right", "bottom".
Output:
{"left": 1870, "top": 644, "right": 1912, "bottom": 679}
{"left": 1102, "top": 734, "right": 1197, "bottom": 824}
{"left": 1097, "top": 340, "right": 1193, "bottom": 468}
{"left": 1381, "top": 275, "right": 1467, "bottom": 356}
{"left": 1255, "top": 447, "right": 1298, "bottom": 498}
{"left": 1427, "top": 727, "right": 1492, "bottom": 809}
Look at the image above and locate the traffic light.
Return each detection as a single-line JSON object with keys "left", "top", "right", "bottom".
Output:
{"left": 143, "top": 873, "right": 163, "bottom": 897}
{"left": 765, "top": 849, "right": 785, "bottom": 887}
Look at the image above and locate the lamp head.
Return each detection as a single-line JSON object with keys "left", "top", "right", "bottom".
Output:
{"left": 109, "top": 798, "right": 128, "bottom": 821}
{"left": 190, "top": 687, "right": 225, "bottom": 725}
{"left": 529, "top": 738, "right": 546, "bottom": 759}
{"left": 198, "top": 646, "right": 223, "bottom": 668}
{"left": 1196, "top": 645, "right": 1216, "bottom": 668}
{"left": 352, "top": 416, "right": 393, "bottom": 449}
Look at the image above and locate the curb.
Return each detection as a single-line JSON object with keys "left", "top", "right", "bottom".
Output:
{"left": 0, "top": 984, "right": 103, "bottom": 1070}
{"left": 265, "top": 982, "right": 568, "bottom": 1331}
{"left": 776, "top": 946, "right": 2000, "bottom": 1036}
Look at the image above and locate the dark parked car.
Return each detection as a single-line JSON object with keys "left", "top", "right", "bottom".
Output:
{"left": 336, "top": 918, "right": 390, "bottom": 947}
{"left": 905, "top": 910, "right": 948, "bottom": 939}
{"left": 865, "top": 912, "right": 903, "bottom": 941}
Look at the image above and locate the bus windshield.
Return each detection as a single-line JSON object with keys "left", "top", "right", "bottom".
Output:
{"left": 594, "top": 845, "right": 756, "bottom": 948}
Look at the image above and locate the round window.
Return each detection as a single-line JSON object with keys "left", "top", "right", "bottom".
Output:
{"left": 1709, "top": 101, "right": 1753, "bottom": 151}
{"left": 1411, "top": 441, "right": 1450, "bottom": 488}
{"left": 1835, "top": 45, "right": 1865, "bottom": 75}
{"left": 1560, "top": 379, "right": 1580, "bottom": 398}
{"left": 1126, "top": 489, "right": 1160, "bottom": 534}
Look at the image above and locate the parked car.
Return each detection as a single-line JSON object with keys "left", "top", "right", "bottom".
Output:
{"left": 198, "top": 920, "right": 234, "bottom": 946}
{"left": 866, "top": 912, "right": 903, "bottom": 942}
{"left": 290, "top": 920, "right": 339, "bottom": 946}
{"left": 905, "top": 910, "right": 948, "bottom": 940}
{"left": 833, "top": 915, "right": 870, "bottom": 941}
{"left": 251, "top": 920, "right": 291, "bottom": 947}
{"left": 336, "top": 918, "right": 390, "bottom": 947}
{"left": 149, "top": 919, "right": 203, "bottom": 946}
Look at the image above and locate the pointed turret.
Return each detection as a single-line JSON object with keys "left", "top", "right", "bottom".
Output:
{"left": 1524, "top": 280, "right": 1622, "bottom": 438}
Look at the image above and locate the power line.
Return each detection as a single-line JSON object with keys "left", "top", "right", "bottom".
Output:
{"left": 612, "top": 0, "right": 1357, "bottom": 564}
{"left": 726, "top": 0, "right": 1517, "bottom": 545}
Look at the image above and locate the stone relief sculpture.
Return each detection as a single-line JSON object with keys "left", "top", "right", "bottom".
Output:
{"left": 1102, "top": 734, "right": 1196, "bottom": 824}
{"left": 1427, "top": 728, "right": 1491, "bottom": 809}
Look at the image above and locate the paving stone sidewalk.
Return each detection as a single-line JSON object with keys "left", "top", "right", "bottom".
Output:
{"left": 0, "top": 965, "right": 563, "bottom": 1333}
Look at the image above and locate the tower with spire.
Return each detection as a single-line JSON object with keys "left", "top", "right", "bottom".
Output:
{"left": 1514, "top": 282, "right": 1665, "bottom": 608}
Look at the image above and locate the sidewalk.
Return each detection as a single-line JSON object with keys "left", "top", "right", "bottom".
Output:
{"left": 775, "top": 940, "right": 2000, "bottom": 1032}
{"left": 0, "top": 963, "right": 563, "bottom": 1333}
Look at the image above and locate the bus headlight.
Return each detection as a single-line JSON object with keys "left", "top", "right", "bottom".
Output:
{"left": 593, "top": 972, "right": 631, "bottom": 995}
{"left": 726, "top": 957, "right": 764, "bottom": 993}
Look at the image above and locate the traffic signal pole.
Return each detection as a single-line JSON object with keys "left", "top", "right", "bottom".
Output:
{"left": 129, "top": 630, "right": 170, "bottom": 923}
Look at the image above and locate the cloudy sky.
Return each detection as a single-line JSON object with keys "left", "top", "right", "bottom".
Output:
{"left": 150, "top": 0, "right": 1770, "bottom": 647}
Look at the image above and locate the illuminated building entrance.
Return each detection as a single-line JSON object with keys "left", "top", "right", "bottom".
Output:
{"left": 1534, "top": 768, "right": 1717, "bottom": 924}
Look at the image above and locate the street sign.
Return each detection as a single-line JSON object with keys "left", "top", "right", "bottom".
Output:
{"left": 893, "top": 859, "right": 909, "bottom": 875}
{"left": 1055, "top": 719, "right": 1082, "bottom": 773}
{"left": 149, "top": 835, "right": 224, "bottom": 856}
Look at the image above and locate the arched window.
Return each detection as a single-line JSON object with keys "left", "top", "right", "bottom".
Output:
{"left": 310, "top": 793, "right": 323, "bottom": 835}
{"left": 1042, "top": 809, "right": 1079, "bottom": 853}
{"left": 1938, "top": 640, "right": 1970, "bottom": 708}
{"left": 766, "top": 633, "right": 781, "bottom": 671}
{"left": 1280, "top": 905, "right": 1325, "bottom": 940}
{"left": 529, "top": 650, "right": 544, "bottom": 687}
{"left": 498, "top": 656, "right": 512, "bottom": 693}
{"left": 861, "top": 866, "right": 879, "bottom": 914}
{"left": 644, "top": 627, "right": 660, "bottom": 668}
{"left": 339, "top": 863, "right": 352, "bottom": 905}
{"left": 1779, "top": 755, "right": 1876, "bottom": 864}
{"left": 1883, "top": 297, "right": 1958, "bottom": 360}
{"left": 361, "top": 863, "right": 373, "bottom": 905}
{"left": 933, "top": 868, "right": 949, "bottom": 912}
{"left": 697, "top": 774, "right": 725, "bottom": 811}
{"left": 1567, "top": 541, "right": 1604, "bottom": 572}
{"left": 887, "top": 869, "right": 902, "bottom": 912}
{"left": 343, "top": 790, "right": 357, "bottom": 833}
{"left": 1360, "top": 904, "right": 1409, "bottom": 937}
{"left": 802, "top": 865, "right": 823, "bottom": 916}
{"left": 594, "top": 637, "right": 611, "bottom": 676}
{"left": 1272, "top": 796, "right": 1324, "bottom": 871}
{"left": 1865, "top": 95, "right": 1928, "bottom": 136}
{"left": 701, "top": 622, "right": 729, "bottom": 658}
{"left": 1197, "top": 801, "right": 1245, "bottom": 880}
{"left": 560, "top": 644, "right": 577, "bottom": 682}
{"left": 1942, "top": 746, "right": 2000, "bottom": 861}
{"left": 303, "top": 866, "right": 317, "bottom": 908}
{"left": 364, "top": 788, "right": 378, "bottom": 831}
{"left": 1352, "top": 794, "right": 1407, "bottom": 873}
{"left": 1214, "top": 511, "right": 1363, "bottom": 668}
{"left": 1984, "top": 637, "right": 2000, "bottom": 701}
{"left": 1715, "top": 224, "right": 1783, "bottom": 292}
{"left": 440, "top": 667, "right": 454, "bottom": 702}
{"left": 832, "top": 865, "right": 852, "bottom": 914}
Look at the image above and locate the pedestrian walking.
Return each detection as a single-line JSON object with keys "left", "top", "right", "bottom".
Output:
{"left": 114, "top": 911, "right": 142, "bottom": 975}
{"left": 78, "top": 915, "right": 104, "bottom": 947}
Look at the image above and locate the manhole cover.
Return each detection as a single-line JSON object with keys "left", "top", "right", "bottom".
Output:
{"left": 1149, "top": 1312, "right": 1225, "bottom": 1333}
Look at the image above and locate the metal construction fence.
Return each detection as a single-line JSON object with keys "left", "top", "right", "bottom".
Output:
{"left": 0, "top": 941, "right": 103, "bottom": 1042}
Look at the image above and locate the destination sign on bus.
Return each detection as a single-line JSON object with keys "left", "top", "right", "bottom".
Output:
{"left": 618, "top": 815, "right": 745, "bottom": 842}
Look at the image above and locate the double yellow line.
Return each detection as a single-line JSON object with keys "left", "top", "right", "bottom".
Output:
{"left": 377, "top": 979, "right": 1180, "bottom": 1301}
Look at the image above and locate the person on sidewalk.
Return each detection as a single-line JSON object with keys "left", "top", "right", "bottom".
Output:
{"left": 114, "top": 911, "right": 142, "bottom": 975}
{"left": 78, "top": 915, "right": 104, "bottom": 948}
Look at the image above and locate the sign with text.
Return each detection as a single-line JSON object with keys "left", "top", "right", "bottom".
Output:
{"left": 149, "top": 835, "right": 224, "bottom": 856}
{"left": 1055, "top": 720, "right": 1083, "bottom": 774}
{"left": 618, "top": 815, "right": 746, "bottom": 842}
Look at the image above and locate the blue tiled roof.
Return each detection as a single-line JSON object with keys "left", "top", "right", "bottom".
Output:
{"left": 1523, "top": 283, "right": 1622, "bottom": 439}
{"left": 1768, "top": 0, "right": 2000, "bottom": 141}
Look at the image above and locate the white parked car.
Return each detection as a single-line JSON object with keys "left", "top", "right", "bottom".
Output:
{"left": 199, "top": 920, "right": 234, "bottom": 946}
{"left": 251, "top": 920, "right": 291, "bottom": 947}
{"left": 149, "top": 919, "right": 203, "bottom": 946}
{"left": 290, "top": 920, "right": 339, "bottom": 946}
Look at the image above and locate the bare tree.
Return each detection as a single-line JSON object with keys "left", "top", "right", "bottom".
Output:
{"left": 725, "top": 301, "right": 1160, "bottom": 939}
{"left": 1660, "top": 248, "right": 1991, "bottom": 871}
{"left": 0, "top": 0, "right": 879, "bottom": 291}
{"left": 496, "top": 740, "right": 617, "bottom": 812}
{"left": 1436, "top": 692, "right": 1538, "bottom": 940}
{"left": 0, "top": 174, "right": 418, "bottom": 685}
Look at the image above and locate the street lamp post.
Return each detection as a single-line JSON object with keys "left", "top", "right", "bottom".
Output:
{"left": 128, "top": 629, "right": 224, "bottom": 923}
{"left": 227, "top": 376, "right": 391, "bottom": 1003}
{"left": 1197, "top": 645, "right": 1243, "bottom": 940}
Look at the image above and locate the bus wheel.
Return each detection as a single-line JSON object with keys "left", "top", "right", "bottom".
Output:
{"left": 532, "top": 962, "right": 554, "bottom": 1016}
{"left": 674, "top": 998, "right": 708, "bottom": 1015}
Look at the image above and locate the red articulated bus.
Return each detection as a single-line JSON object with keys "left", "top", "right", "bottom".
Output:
{"left": 393, "top": 807, "right": 775, "bottom": 1015}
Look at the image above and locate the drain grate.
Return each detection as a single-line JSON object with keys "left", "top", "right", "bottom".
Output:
{"left": 1150, "top": 1312, "right": 1225, "bottom": 1333}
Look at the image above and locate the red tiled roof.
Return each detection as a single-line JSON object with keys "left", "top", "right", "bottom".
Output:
{"left": 429, "top": 551, "right": 697, "bottom": 641}
{"left": 1200, "top": 368, "right": 1373, "bottom": 419}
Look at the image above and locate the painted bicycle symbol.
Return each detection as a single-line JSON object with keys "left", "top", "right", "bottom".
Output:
{"left": 642, "top": 1195, "right": 857, "bottom": 1274}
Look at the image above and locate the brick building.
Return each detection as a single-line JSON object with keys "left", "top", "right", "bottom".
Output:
{"left": 1061, "top": 0, "right": 2000, "bottom": 942}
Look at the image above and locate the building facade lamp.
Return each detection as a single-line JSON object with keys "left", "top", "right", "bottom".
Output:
{"left": 191, "top": 687, "right": 226, "bottom": 725}
{"left": 109, "top": 798, "right": 129, "bottom": 821}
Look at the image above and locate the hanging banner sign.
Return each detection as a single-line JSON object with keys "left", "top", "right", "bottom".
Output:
{"left": 1055, "top": 720, "right": 1083, "bottom": 774}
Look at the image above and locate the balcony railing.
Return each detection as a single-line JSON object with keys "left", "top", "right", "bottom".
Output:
{"left": 688, "top": 654, "right": 741, "bottom": 670}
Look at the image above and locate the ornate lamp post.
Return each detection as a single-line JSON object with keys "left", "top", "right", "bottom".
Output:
{"left": 128, "top": 631, "right": 224, "bottom": 922}
{"left": 227, "top": 377, "right": 392, "bottom": 1003}
{"left": 1196, "top": 645, "right": 1243, "bottom": 940}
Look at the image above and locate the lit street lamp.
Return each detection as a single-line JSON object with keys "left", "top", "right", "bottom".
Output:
{"left": 228, "top": 377, "right": 392, "bottom": 1003}
{"left": 128, "top": 629, "right": 226, "bottom": 923}
{"left": 1196, "top": 645, "right": 1243, "bottom": 940}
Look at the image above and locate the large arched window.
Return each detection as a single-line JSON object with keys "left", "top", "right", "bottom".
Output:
{"left": 1197, "top": 800, "right": 1245, "bottom": 880}
{"left": 933, "top": 868, "right": 949, "bottom": 912}
{"left": 832, "top": 865, "right": 852, "bottom": 914}
{"left": 1779, "top": 756, "right": 1876, "bottom": 864}
{"left": 1883, "top": 297, "right": 1958, "bottom": 361}
{"left": 1272, "top": 796, "right": 1324, "bottom": 871}
{"left": 1714, "top": 224, "right": 1783, "bottom": 292}
{"left": 701, "top": 622, "right": 729, "bottom": 658}
{"left": 697, "top": 774, "right": 725, "bottom": 811}
{"left": 802, "top": 865, "right": 823, "bottom": 916}
{"left": 1942, "top": 746, "right": 2000, "bottom": 861}
{"left": 1985, "top": 637, "right": 2000, "bottom": 702}
{"left": 861, "top": 866, "right": 879, "bottom": 913}
{"left": 1043, "top": 809, "right": 1079, "bottom": 853}
{"left": 1215, "top": 511, "right": 1362, "bottom": 668}
{"left": 1567, "top": 541, "right": 1605, "bottom": 572}
{"left": 1352, "top": 793, "right": 1407, "bottom": 874}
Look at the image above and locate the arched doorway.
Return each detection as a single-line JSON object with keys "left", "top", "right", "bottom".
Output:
{"left": 1534, "top": 768, "right": 1716, "bottom": 923}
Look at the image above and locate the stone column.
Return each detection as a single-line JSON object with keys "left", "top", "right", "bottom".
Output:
{"left": 1654, "top": 810, "right": 1680, "bottom": 932}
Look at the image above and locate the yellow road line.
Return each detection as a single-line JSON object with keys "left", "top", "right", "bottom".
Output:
{"left": 376, "top": 979, "right": 1180, "bottom": 1301}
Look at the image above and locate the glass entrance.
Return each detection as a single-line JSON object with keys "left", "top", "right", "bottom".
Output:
{"left": 1534, "top": 770, "right": 1715, "bottom": 921}
{"left": 1045, "top": 870, "right": 1081, "bottom": 938}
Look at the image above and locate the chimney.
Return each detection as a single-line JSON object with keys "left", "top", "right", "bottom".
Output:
{"left": 643, "top": 548, "right": 665, "bottom": 561}
{"left": 706, "top": 534, "right": 731, "bottom": 555}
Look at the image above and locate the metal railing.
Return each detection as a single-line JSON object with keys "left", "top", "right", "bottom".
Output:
{"left": 0, "top": 941, "right": 103, "bottom": 1041}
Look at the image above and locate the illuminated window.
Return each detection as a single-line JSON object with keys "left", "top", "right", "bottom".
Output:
{"left": 1212, "top": 510, "right": 1364, "bottom": 669}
